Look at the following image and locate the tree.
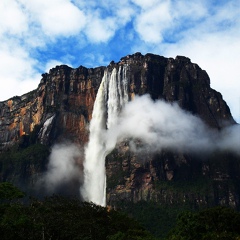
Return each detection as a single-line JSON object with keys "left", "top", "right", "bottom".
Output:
{"left": 0, "top": 194, "right": 157, "bottom": 240}
{"left": 0, "top": 182, "right": 25, "bottom": 201}
{"left": 167, "top": 206, "right": 240, "bottom": 240}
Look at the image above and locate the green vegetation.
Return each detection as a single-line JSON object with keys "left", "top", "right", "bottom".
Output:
{"left": 166, "top": 206, "right": 240, "bottom": 240}
{"left": 0, "top": 128, "right": 49, "bottom": 199}
{"left": 117, "top": 201, "right": 193, "bottom": 239}
{"left": 112, "top": 178, "right": 215, "bottom": 238}
{"left": 0, "top": 143, "right": 49, "bottom": 179}
{"left": 1, "top": 183, "right": 240, "bottom": 240}
{"left": 0, "top": 182, "right": 25, "bottom": 201}
{"left": 0, "top": 143, "right": 49, "bottom": 166}
{"left": 0, "top": 142, "right": 49, "bottom": 196}
{"left": 117, "top": 201, "right": 240, "bottom": 240}
{"left": 0, "top": 190, "right": 156, "bottom": 240}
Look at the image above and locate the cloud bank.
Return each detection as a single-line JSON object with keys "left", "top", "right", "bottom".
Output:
{"left": 105, "top": 95, "right": 240, "bottom": 156}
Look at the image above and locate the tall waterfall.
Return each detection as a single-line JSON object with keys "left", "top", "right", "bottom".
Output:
{"left": 81, "top": 65, "right": 129, "bottom": 206}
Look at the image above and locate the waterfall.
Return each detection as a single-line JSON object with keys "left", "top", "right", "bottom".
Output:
{"left": 81, "top": 65, "right": 129, "bottom": 206}
{"left": 81, "top": 75, "right": 107, "bottom": 206}
{"left": 107, "top": 68, "right": 120, "bottom": 129}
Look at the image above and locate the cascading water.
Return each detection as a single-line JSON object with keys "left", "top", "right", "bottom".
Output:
{"left": 81, "top": 65, "right": 129, "bottom": 206}
{"left": 107, "top": 68, "right": 120, "bottom": 129}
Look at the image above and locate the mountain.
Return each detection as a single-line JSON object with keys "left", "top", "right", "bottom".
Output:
{"left": 0, "top": 52, "right": 239, "bottom": 211}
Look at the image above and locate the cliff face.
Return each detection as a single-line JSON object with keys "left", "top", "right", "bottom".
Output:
{"left": 0, "top": 65, "right": 104, "bottom": 149}
{"left": 0, "top": 52, "right": 238, "bottom": 208}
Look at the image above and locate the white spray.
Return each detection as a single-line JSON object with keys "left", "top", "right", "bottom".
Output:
{"left": 81, "top": 65, "right": 129, "bottom": 206}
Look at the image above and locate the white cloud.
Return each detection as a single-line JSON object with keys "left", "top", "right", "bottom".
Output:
{"left": 85, "top": 14, "right": 116, "bottom": 43}
{"left": 0, "top": 0, "right": 28, "bottom": 36}
{"left": 0, "top": 40, "right": 40, "bottom": 100}
{"left": 18, "top": 0, "right": 86, "bottom": 37}
{"left": 172, "top": 1, "right": 207, "bottom": 20}
{"left": 133, "top": 1, "right": 172, "bottom": 43}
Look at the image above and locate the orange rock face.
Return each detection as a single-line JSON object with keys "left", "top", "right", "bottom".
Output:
{"left": 0, "top": 65, "right": 104, "bottom": 149}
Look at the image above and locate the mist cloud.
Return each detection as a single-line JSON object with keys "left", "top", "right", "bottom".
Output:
{"left": 217, "top": 124, "right": 240, "bottom": 155}
{"left": 40, "top": 143, "right": 83, "bottom": 195}
{"left": 105, "top": 95, "right": 240, "bottom": 156}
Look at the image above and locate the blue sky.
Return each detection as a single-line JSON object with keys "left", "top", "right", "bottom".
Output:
{"left": 0, "top": 0, "right": 239, "bottom": 122}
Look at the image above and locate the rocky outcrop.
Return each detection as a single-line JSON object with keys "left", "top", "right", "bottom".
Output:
{"left": 0, "top": 52, "right": 238, "bottom": 208}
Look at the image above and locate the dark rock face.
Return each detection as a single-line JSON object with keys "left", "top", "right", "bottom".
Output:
{"left": 122, "top": 53, "right": 234, "bottom": 127}
{"left": 0, "top": 52, "right": 239, "bottom": 208}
